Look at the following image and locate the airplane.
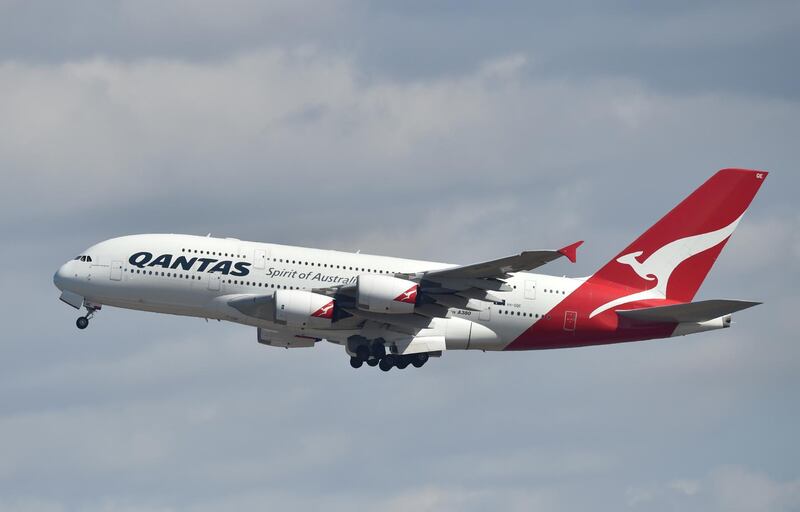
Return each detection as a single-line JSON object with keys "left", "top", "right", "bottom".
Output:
{"left": 53, "top": 168, "right": 767, "bottom": 371}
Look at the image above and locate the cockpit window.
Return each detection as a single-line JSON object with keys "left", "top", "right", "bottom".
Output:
{"left": 75, "top": 255, "right": 93, "bottom": 262}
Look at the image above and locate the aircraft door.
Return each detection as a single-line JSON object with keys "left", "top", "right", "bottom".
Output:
{"left": 208, "top": 275, "right": 221, "bottom": 291}
{"left": 110, "top": 261, "right": 122, "bottom": 281}
{"left": 254, "top": 248, "right": 267, "bottom": 269}
{"left": 563, "top": 311, "right": 577, "bottom": 331}
{"left": 524, "top": 280, "right": 537, "bottom": 299}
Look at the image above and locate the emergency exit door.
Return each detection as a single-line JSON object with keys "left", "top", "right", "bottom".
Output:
{"left": 254, "top": 248, "right": 267, "bottom": 269}
{"left": 110, "top": 261, "right": 122, "bottom": 281}
{"left": 524, "top": 280, "right": 537, "bottom": 299}
{"left": 563, "top": 311, "right": 577, "bottom": 331}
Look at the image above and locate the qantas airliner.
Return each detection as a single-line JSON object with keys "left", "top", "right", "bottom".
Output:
{"left": 54, "top": 169, "right": 767, "bottom": 371}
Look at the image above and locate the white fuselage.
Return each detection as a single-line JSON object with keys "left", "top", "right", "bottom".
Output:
{"left": 53, "top": 234, "right": 581, "bottom": 351}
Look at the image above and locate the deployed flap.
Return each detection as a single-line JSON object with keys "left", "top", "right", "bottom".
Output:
{"left": 423, "top": 242, "right": 583, "bottom": 280}
{"left": 395, "top": 336, "right": 446, "bottom": 355}
{"left": 257, "top": 327, "right": 317, "bottom": 348}
{"left": 616, "top": 299, "right": 761, "bottom": 323}
{"left": 343, "top": 308, "right": 433, "bottom": 329}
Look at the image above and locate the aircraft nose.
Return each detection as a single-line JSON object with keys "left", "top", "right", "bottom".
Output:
{"left": 53, "top": 262, "right": 70, "bottom": 290}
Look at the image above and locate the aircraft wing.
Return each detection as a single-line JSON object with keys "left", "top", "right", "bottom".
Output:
{"left": 318, "top": 241, "right": 584, "bottom": 327}
{"left": 230, "top": 242, "right": 584, "bottom": 335}
{"left": 418, "top": 241, "right": 584, "bottom": 281}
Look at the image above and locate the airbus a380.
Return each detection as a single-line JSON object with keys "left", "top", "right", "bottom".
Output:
{"left": 54, "top": 169, "right": 767, "bottom": 371}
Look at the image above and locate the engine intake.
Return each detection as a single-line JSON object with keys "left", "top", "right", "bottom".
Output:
{"left": 357, "top": 274, "right": 418, "bottom": 314}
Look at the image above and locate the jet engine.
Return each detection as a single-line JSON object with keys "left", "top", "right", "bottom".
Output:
{"left": 273, "top": 289, "right": 335, "bottom": 328}
{"left": 356, "top": 274, "right": 418, "bottom": 314}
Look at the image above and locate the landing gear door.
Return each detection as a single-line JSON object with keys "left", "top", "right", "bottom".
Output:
{"left": 110, "top": 261, "right": 123, "bottom": 281}
{"left": 524, "top": 280, "right": 537, "bottom": 300}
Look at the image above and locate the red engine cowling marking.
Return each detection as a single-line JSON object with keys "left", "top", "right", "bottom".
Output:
{"left": 311, "top": 300, "right": 334, "bottom": 319}
{"left": 394, "top": 285, "right": 418, "bottom": 304}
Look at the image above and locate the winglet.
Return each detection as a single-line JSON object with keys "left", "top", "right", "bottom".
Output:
{"left": 558, "top": 241, "right": 584, "bottom": 263}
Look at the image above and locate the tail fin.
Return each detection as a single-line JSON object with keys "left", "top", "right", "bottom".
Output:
{"left": 593, "top": 169, "right": 767, "bottom": 303}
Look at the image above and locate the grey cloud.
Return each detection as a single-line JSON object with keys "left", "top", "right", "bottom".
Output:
{"left": 2, "top": 1, "right": 799, "bottom": 98}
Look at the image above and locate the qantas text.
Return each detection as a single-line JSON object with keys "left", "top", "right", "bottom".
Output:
{"left": 128, "top": 252, "right": 251, "bottom": 276}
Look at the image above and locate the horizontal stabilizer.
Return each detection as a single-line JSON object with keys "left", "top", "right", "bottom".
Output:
{"left": 616, "top": 299, "right": 761, "bottom": 323}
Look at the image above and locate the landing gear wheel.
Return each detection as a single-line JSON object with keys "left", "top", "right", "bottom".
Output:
{"left": 378, "top": 354, "right": 395, "bottom": 372}
{"left": 396, "top": 357, "right": 409, "bottom": 370}
{"left": 366, "top": 358, "right": 379, "bottom": 367}
{"left": 76, "top": 316, "right": 89, "bottom": 330}
{"left": 370, "top": 341, "right": 386, "bottom": 359}
{"left": 355, "top": 345, "right": 370, "bottom": 362}
{"left": 349, "top": 356, "right": 363, "bottom": 369}
{"left": 411, "top": 353, "right": 429, "bottom": 368}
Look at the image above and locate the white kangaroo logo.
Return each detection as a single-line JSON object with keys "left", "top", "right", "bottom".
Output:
{"left": 395, "top": 287, "right": 417, "bottom": 303}
{"left": 590, "top": 214, "right": 743, "bottom": 318}
{"left": 315, "top": 302, "right": 334, "bottom": 317}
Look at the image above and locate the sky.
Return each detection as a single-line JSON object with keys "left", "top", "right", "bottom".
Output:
{"left": 1, "top": 1, "right": 799, "bottom": 510}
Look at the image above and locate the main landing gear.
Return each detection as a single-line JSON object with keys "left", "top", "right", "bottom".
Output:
{"left": 375, "top": 353, "right": 429, "bottom": 372}
{"left": 76, "top": 304, "right": 100, "bottom": 330}
{"left": 348, "top": 343, "right": 430, "bottom": 372}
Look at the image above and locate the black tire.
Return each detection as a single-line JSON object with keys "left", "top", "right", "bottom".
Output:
{"left": 370, "top": 341, "right": 386, "bottom": 358}
{"left": 366, "top": 358, "right": 379, "bottom": 367}
{"left": 76, "top": 317, "right": 89, "bottom": 330}
{"left": 379, "top": 358, "right": 393, "bottom": 372}
{"left": 396, "top": 357, "right": 409, "bottom": 370}
{"left": 355, "top": 345, "right": 370, "bottom": 361}
{"left": 349, "top": 356, "right": 363, "bottom": 369}
{"left": 412, "top": 353, "right": 429, "bottom": 368}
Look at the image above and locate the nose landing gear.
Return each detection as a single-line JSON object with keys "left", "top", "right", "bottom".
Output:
{"left": 75, "top": 304, "right": 100, "bottom": 330}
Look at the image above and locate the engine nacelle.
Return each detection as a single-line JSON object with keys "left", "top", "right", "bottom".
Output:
{"left": 356, "top": 274, "right": 418, "bottom": 314}
{"left": 273, "top": 289, "right": 334, "bottom": 328}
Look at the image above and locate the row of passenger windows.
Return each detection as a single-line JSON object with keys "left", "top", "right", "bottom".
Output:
{"left": 128, "top": 268, "right": 199, "bottom": 280}
{"left": 179, "top": 247, "right": 399, "bottom": 275}
{"left": 126, "top": 268, "right": 308, "bottom": 290}
{"left": 498, "top": 309, "right": 550, "bottom": 320}
{"left": 544, "top": 289, "right": 566, "bottom": 295}
{"left": 126, "top": 268, "right": 556, "bottom": 309}
{"left": 272, "top": 258, "right": 396, "bottom": 274}
{"left": 181, "top": 248, "right": 244, "bottom": 258}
